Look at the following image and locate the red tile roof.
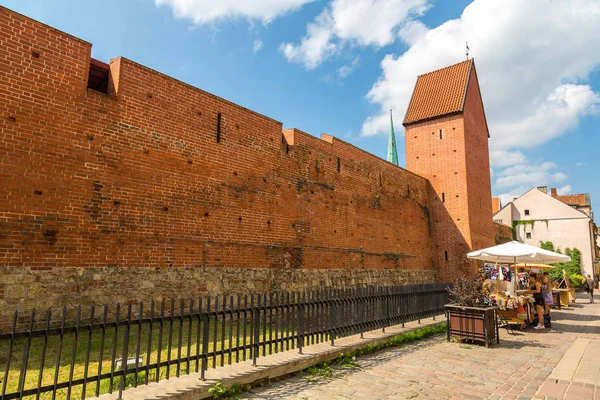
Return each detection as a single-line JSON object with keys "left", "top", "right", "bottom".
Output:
{"left": 555, "top": 194, "right": 588, "bottom": 207}
{"left": 403, "top": 59, "right": 473, "bottom": 125}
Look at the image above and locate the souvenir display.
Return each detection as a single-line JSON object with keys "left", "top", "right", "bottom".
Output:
{"left": 483, "top": 265, "right": 536, "bottom": 328}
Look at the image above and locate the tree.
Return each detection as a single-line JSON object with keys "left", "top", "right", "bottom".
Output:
{"left": 540, "top": 241, "right": 583, "bottom": 283}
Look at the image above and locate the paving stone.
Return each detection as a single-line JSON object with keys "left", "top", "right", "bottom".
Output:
{"left": 230, "top": 294, "right": 600, "bottom": 400}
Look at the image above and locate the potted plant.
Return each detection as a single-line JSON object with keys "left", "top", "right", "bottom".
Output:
{"left": 445, "top": 268, "right": 499, "bottom": 347}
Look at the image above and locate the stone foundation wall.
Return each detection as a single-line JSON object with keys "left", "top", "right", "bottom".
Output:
{"left": 0, "top": 266, "right": 437, "bottom": 329}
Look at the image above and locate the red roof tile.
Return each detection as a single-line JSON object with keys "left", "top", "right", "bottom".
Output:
{"left": 403, "top": 59, "right": 473, "bottom": 125}
{"left": 555, "top": 194, "right": 588, "bottom": 207}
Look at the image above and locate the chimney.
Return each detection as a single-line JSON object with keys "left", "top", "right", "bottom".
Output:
{"left": 551, "top": 188, "right": 557, "bottom": 197}
{"left": 537, "top": 186, "right": 547, "bottom": 194}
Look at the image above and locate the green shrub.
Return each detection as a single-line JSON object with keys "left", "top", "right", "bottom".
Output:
{"left": 569, "top": 274, "right": 584, "bottom": 290}
{"left": 539, "top": 241, "right": 582, "bottom": 282}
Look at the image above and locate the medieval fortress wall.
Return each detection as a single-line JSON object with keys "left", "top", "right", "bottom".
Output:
{"left": 0, "top": 7, "right": 452, "bottom": 325}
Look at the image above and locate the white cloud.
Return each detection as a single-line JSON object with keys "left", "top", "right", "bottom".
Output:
{"left": 490, "top": 150, "right": 527, "bottom": 169}
{"left": 575, "top": 162, "right": 585, "bottom": 167}
{"left": 363, "top": 0, "right": 600, "bottom": 141}
{"left": 281, "top": 0, "right": 429, "bottom": 69}
{"left": 398, "top": 20, "right": 428, "bottom": 45}
{"left": 557, "top": 185, "right": 572, "bottom": 195}
{"left": 280, "top": 10, "right": 338, "bottom": 70}
{"left": 497, "top": 186, "right": 530, "bottom": 208}
{"left": 492, "top": 84, "right": 599, "bottom": 150}
{"left": 331, "top": 0, "right": 429, "bottom": 46}
{"left": 360, "top": 0, "right": 600, "bottom": 197}
{"left": 495, "top": 162, "right": 567, "bottom": 189}
{"left": 320, "top": 56, "right": 362, "bottom": 85}
{"left": 253, "top": 39, "right": 263, "bottom": 53}
{"left": 337, "top": 56, "right": 361, "bottom": 79}
{"left": 155, "top": 0, "right": 315, "bottom": 25}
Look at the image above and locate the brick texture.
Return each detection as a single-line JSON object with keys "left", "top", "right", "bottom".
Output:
{"left": 494, "top": 222, "right": 513, "bottom": 245}
{"left": 403, "top": 63, "right": 496, "bottom": 281}
{"left": 0, "top": 7, "right": 498, "bottom": 318}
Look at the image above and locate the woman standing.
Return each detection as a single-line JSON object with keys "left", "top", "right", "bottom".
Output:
{"left": 528, "top": 273, "right": 546, "bottom": 330}
{"left": 541, "top": 273, "right": 553, "bottom": 317}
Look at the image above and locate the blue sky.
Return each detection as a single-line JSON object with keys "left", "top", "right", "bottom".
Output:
{"left": 3, "top": 0, "right": 600, "bottom": 212}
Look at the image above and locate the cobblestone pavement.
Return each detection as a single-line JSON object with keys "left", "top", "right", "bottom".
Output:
{"left": 242, "top": 292, "right": 600, "bottom": 400}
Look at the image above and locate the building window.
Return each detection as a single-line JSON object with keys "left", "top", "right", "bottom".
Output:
{"left": 439, "top": 129, "right": 443, "bottom": 139}
{"left": 524, "top": 209, "right": 530, "bottom": 216}
{"left": 444, "top": 251, "right": 448, "bottom": 261}
{"left": 442, "top": 193, "right": 445, "bottom": 203}
{"left": 526, "top": 232, "right": 532, "bottom": 239}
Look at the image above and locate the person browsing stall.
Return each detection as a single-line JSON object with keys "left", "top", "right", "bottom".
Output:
{"left": 541, "top": 272, "right": 553, "bottom": 317}
{"left": 527, "top": 273, "right": 546, "bottom": 330}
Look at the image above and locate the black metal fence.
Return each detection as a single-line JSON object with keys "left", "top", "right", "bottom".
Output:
{"left": 0, "top": 283, "right": 449, "bottom": 400}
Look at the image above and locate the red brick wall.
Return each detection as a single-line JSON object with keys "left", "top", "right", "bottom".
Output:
{"left": 404, "top": 64, "right": 495, "bottom": 280}
{"left": 404, "top": 115, "right": 472, "bottom": 280}
{"left": 0, "top": 6, "right": 435, "bottom": 290}
{"left": 463, "top": 66, "right": 495, "bottom": 252}
{"left": 494, "top": 222, "right": 513, "bottom": 245}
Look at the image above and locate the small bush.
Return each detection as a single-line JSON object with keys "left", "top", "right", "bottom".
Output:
{"left": 569, "top": 274, "right": 584, "bottom": 290}
{"left": 208, "top": 381, "right": 228, "bottom": 398}
{"left": 207, "top": 382, "right": 250, "bottom": 399}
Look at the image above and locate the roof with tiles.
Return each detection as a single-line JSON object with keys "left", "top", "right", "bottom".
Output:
{"left": 555, "top": 193, "right": 590, "bottom": 207}
{"left": 403, "top": 59, "right": 473, "bottom": 125}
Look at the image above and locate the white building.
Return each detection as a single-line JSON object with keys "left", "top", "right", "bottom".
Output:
{"left": 493, "top": 187, "right": 597, "bottom": 277}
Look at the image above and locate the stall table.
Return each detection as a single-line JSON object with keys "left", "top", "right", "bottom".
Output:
{"left": 553, "top": 289, "right": 570, "bottom": 307}
{"left": 496, "top": 296, "right": 535, "bottom": 329}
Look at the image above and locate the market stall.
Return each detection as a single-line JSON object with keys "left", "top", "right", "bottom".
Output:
{"left": 481, "top": 265, "right": 535, "bottom": 329}
{"left": 467, "top": 241, "right": 571, "bottom": 329}
{"left": 553, "top": 269, "right": 574, "bottom": 307}
{"left": 516, "top": 263, "right": 562, "bottom": 309}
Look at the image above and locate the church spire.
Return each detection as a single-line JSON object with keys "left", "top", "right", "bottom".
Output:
{"left": 387, "top": 109, "right": 399, "bottom": 166}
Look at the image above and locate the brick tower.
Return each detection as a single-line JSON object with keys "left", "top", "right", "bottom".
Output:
{"left": 403, "top": 59, "right": 495, "bottom": 280}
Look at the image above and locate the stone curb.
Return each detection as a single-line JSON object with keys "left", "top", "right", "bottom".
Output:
{"left": 93, "top": 316, "right": 444, "bottom": 400}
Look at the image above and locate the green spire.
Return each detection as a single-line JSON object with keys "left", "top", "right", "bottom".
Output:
{"left": 387, "top": 109, "right": 399, "bottom": 166}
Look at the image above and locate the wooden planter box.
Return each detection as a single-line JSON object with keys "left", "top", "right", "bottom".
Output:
{"left": 445, "top": 305, "right": 499, "bottom": 347}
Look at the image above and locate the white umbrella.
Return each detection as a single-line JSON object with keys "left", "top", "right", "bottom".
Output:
{"left": 467, "top": 241, "right": 571, "bottom": 264}
{"left": 467, "top": 241, "right": 570, "bottom": 296}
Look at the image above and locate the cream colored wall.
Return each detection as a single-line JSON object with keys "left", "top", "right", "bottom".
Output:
{"left": 517, "top": 218, "right": 594, "bottom": 277}
{"left": 494, "top": 203, "right": 513, "bottom": 226}
{"left": 494, "top": 189, "right": 595, "bottom": 277}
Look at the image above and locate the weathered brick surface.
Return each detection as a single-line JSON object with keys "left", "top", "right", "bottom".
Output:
{"left": 495, "top": 222, "right": 513, "bottom": 245}
{"left": 404, "top": 65, "right": 496, "bottom": 281}
{"left": 0, "top": 7, "right": 444, "bottom": 320}
{"left": 0, "top": 266, "right": 436, "bottom": 327}
{"left": 463, "top": 66, "right": 495, "bottom": 252}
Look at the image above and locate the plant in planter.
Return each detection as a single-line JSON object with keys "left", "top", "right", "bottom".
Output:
{"left": 447, "top": 267, "right": 491, "bottom": 307}
{"left": 445, "top": 268, "right": 498, "bottom": 347}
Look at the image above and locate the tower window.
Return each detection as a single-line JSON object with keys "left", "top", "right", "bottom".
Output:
{"left": 524, "top": 209, "right": 530, "bottom": 216}
{"left": 441, "top": 193, "right": 445, "bottom": 203}
{"left": 444, "top": 251, "right": 448, "bottom": 261}
{"left": 439, "top": 129, "right": 443, "bottom": 139}
{"left": 526, "top": 232, "right": 532, "bottom": 239}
